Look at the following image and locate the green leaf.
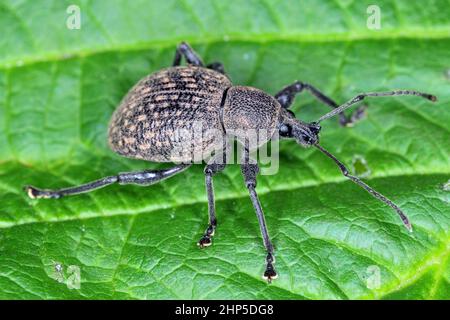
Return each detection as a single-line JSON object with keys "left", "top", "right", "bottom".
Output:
{"left": 0, "top": 0, "right": 449, "bottom": 299}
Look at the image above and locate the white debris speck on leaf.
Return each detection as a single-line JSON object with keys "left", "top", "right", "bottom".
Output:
{"left": 55, "top": 263, "right": 63, "bottom": 273}
{"left": 81, "top": 225, "right": 86, "bottom": 232}
{"left": 62, "top": 53, "right": 75, "bottom": 60}
{"left": 216, "top": 268, "right": 220, "bottom": 272}
{"left": 53, "top": 262, "right": 65, "bottom": 283}
{"left": 444, "top": 69, "right": 450, "bottom": 80}
{"left": 170, "top": 213, "right": 175, "bottom": 219}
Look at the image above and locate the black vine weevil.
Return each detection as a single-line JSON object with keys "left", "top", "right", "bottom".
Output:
{"left": 26, "top": 42, "right": 437, "bottom": 282}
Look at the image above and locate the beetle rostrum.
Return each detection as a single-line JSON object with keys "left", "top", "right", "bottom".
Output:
{"left": 25, "top": 42, "right": 437, "bottom": 282}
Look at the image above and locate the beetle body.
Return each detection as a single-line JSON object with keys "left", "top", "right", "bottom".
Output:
{"left": 108, "top": 66, "right": 282, "bottom": 162}
{"left": 27, "top": 42, "right": 436, "bottom": 282}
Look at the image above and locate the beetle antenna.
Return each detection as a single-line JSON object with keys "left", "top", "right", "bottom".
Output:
{"left": 316, "top": 90, "right": 437, "bottom": 123}
{"left": 314, "top": 143, "right": 413, "bottom": 232}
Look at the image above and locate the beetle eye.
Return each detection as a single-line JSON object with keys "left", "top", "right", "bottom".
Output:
{"left": 279, "top": 124, "right": 292, "bottom": 137}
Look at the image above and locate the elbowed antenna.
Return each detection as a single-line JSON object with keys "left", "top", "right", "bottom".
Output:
{"left": 314, "top": 143, "right": 413, "bottom": 232}
{"left": 316, "top": 90, "right": 437, "bottom": 123}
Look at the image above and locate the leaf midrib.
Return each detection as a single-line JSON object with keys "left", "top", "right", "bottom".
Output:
{"left": 1, "top": 27, "right": 450, "bottom": 70}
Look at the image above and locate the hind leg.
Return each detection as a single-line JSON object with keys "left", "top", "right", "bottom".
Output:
{"left": 26, "top": 164, "right": 191, "bottom": 199}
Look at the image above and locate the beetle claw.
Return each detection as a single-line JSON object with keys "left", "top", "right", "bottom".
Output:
{"left": 25, "top": 185, "right": 38, "bottom": 199}
{"left": 25, "top": 185, "right": 60, "bottom": 199}
{"left": 197, "top": 236, "right": 212, "bottom": 248}
{"left": 263, "top": 263, "right": 278, "bottom": 283}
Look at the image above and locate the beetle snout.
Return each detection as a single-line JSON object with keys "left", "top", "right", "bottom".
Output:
{"left": 308, "top": 122, "right": 321, "bottom": 135}
{"left": 303, "top": 129, "right": 319, "bottom": 145}
{"left": 293, "top": 125, "right": 319, "bottom": 146}
{"left": 303, "top": 122, "right": 321, "bottom": 145}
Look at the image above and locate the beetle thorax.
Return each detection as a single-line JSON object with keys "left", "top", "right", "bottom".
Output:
{"left": 222, "top": 86, "right": 281, "bottom": 149}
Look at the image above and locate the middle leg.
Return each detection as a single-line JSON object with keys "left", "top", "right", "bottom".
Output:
{"left": 241, "top": 161, "right": 277, "bottom": 282}
{"left": 198, "top": 162, "right": 226, "bottom": 248}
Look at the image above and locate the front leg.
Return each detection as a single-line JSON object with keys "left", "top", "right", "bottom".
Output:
{"left": 241, "top": 162, "right": 277, "bottom": 282}
{"left": 275, "top": 81, "right": 366, "bottom": 127}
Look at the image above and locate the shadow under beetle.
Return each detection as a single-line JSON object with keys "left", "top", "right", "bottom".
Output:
{"left": 26, "top": 42, "right": 437, "bottom": 282}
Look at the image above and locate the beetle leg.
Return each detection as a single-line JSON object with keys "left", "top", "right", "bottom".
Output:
{"left": 25, "top": 164, "right": 190, "bottom": 199}
{"left": 172, "top": 42, "right": 204, "bottom": 67}
{"left": 275, "top": 81, "right": 366, "bottom": 127}
{"left": 198, "top": 162, "right": 226, "bottom": 248}
{"left": 206, "top": 62, "right": 226, "bottom": 75}
{"left": 241, "top": 161, "right": 277, "bottom": 283}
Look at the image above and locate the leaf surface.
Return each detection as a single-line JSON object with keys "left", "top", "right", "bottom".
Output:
{"left": 0, "top": 0, "right": 449, "bottom": 299}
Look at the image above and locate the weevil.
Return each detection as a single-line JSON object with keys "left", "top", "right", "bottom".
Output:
{"left": 26, "top": 42, "right": 437, "bottom": 282}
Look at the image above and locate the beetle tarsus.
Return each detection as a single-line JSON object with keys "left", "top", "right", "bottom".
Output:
{"left": 197, "top": 236, "right": 212, "bottom": 248}
{"left": 263, "top": 253, "right": 277, "bottom": 283}
{"left": 263, "top": 264, "right": 278, "bottom": 283}
{"left": 25, "top": 185, "right": 61, "bottom": 199}
{"left": 197, "top": 224, "right": 215, "bottom": 248}
{"left": 339, "top": 105, "right": 367, "bottom": 127}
